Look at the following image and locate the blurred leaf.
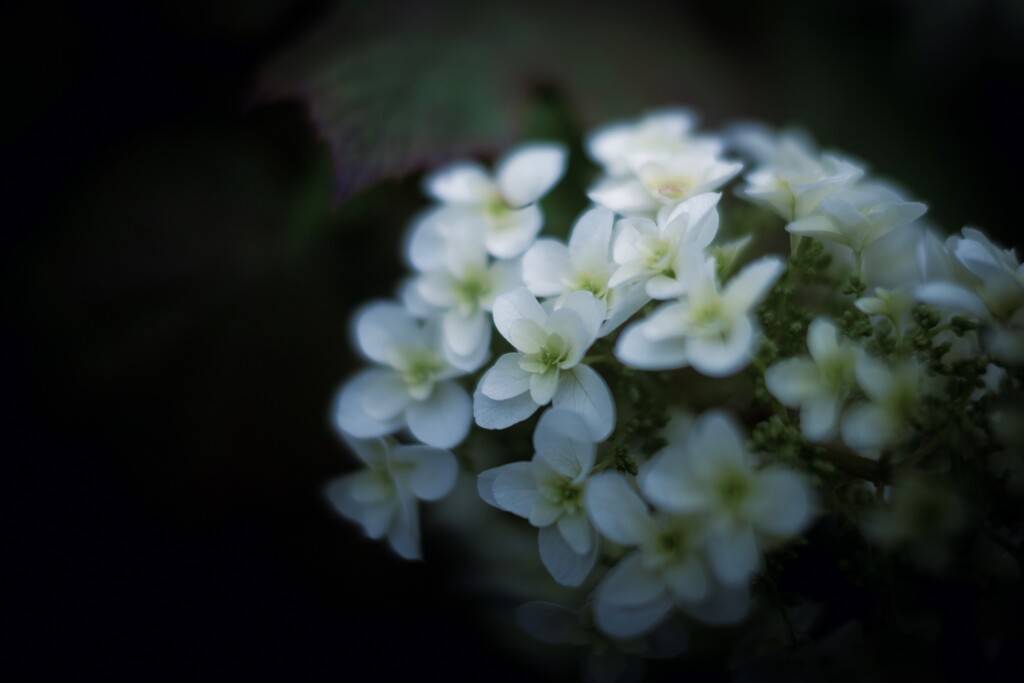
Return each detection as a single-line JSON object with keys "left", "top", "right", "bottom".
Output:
{"left": 259, "top": 0, "right": 742, "bottom": 205}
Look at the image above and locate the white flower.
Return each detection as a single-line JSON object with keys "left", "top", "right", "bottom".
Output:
{"left": 474, "top": 288, "right": 616, "bottom": 439}
{"left": 410, "top": 143, "right": 567, "bottom": 261}
{"left": 731, "top": 127, "right": 864, "bottom": 222}
{"left": 585, "top": 472, "right": 750, "bottom": 639}
{"left": 916, "top": 227, "right": 1024, "bottom": 363}
{"left": 477, "top": 408, "right": 601, "bottom": 586}
{"left": 334, "top": 302, "right": 472, "bottom": 448}
{"left": 522, "top": 206, "right": 649, "bottom": 336}
{"left": 587, "top": 108, "right": 703, "bottom": 177}
{"left": 640, "top": 411, "right": 814, "bottom": 587}
{"left": 764, "top": 318, "right": 862, "bottom": 441}
{"left": 607, "top": 192, "right": 721, "bottom": 300}
{"left": 589, "top": 148, "right": 741, "bottom": 216}
{"left": 615, "top": 256, "right": 785, "bottom": 376}
{"left": 786, "top": 185, "right": 927, "bottom": 258}
{"left": 409, "top": 236, "right": 519, "bottom": 370}
{"left": 840, "top": 356, "right": 931, "bottom": 452}
{"left": 855, "top": 283, "right": 917, "bottom": 336}
{"left": 324, "top": 434, "right": 458, "bottom": 560}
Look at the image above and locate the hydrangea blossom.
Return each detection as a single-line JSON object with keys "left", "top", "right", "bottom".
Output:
{"left": 325, "top": 434, "right": 457, "bottom": 560}
{"left": 477, "top": 408, "right": 601, "bottom": 586}
{"left": 522, "top": 206, "right": 649, "bottom": 336}
{"left": 322, "top": 106, "right": 1024, "bottom": 681}
{"left": 407, "top": 234, "right": 520, "bottom": 369}
{"left": 607, "top": 192, "right": 721, "bottom": 300}
{"left": 474, "top": 288, "right": 615, "bottom": 439}
{"left": 409, "top": 143, "right": 567, "bottom": 262}
{"left": 615, "top": 255, "right": 785, "bottom": 376}
{"left": 334, "top": 302, "right": 472, "bottom": 448}
{"left": 639, "top": 411, "right": 814, "bottom": 586}
{"left": 764, "top": 318, "right": 862, "bottom": 441}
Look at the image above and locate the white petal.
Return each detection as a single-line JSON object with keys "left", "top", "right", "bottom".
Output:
{"left": 522, "top": 239, "right": 571, "bottom": 297}
{"left": 588, "top": 177, "right": 659, "bottom": 214}
{"left": 473, "top": 384, "right": 541, "bottom": 430}
{"left": 840, "top": 403, "right": 895, "bottom": 450}
{"left": 663, "top": 557, "right": 710, "bottom": 602}
{"left": 599, "top": 283, "right": 650, "bottom": 337}
{"left": 598, "top": 552, "right": 667, "bottom": 607}
{"left": 406, "top": 382, "right": 471, "bottom": 448}
{"left": 687, "top": 316, "right": 756, "bottom": 377}
{"left": 479, "top": 352, "right": 531, "bottom": 400}
{"left": 749, "top": 469, "right": 814, "bottom": 537}
{"left": 786, "top": 215, "right": 842, "bottom": 241}
{"left": 915, "top": 281, "right": 990, "bottom": 318}
{"left": 333, "top": 370, "right": 404, "bottom": 439}
{"left": 539, "top": 524, "right": 598, "bottom": 587}
{"left": 642, "top": 302, "right": 689, "bottom": 341}
{"left": 585, "top": 473, "right": 656, "bottom": 546}
{"left": 530, "top": 370, "right": 560, "bottom": 405}
{"left": 443, "top": 321, "right": 491, "bottom": 372}
{"left": 514, "top": 602, "right": 579, "bottom": 644}
{"left": 486, "top": 204, "right": 543, "bottom": 259}
{"left": 707, "top": 525, "right": 760, "bottom": 586}
{"left": 386, "top": 501, "right": 421, "bottom": 560}
{"left": 391, "top": 445, "right": 458, "bottom": 501}
{"left": 359, "top": 369, "right": 412, "bottom": 420}
{"left": 534, "top": 407, "right": 597, "bottom": 478}
{"left": 853, "top": 355, "right": 895, "bottom": 403}
{"left": 325, "top": 475, "right": 396, "bottom": 540}
{"left": 492, "top": 287, "right": 547, "bottom": 345}
{"left": 615, "top": 322, "right": 689, "bottom": 371}
{"left": 529, "top": 497, "right": 562, "bottom": 527}
{"left": 490, "top": 462, "right": 539, "bottom": 518}
{"left": 509, "top": 318, "right": 547, "bottom": 354}
{"left": 687, "top": 411, "right": 747, "bottom": 477}
{"left": 476, "top": 468, "right": 501, "bottom": 508}
{"left": 556, "top": 290, "right": 604, "bottom": 343}
{"left": 807, "top": 317, "right": 841, "bottom": 362}
{"left": 611, "top": 218, "right": 649, "bottom": 264}
{"left": 723, "top": 257, "right": 786, "bottom": 316}
{"left": 594, "top": 592, "right": 675, "bottom": 640}
{"left": 337, "top": 432, "right": 389, "bottom": 467}
{"left": 354, "top": 301, "right": 420, "bottom": 364}
{"left": 443, "top": 309, "right": 487, "bottom": 357}
{"left": 640, "top": 449, "right": 708, "bottom": 513}
{"left": 496, "top": 143, "right": 567, "bottom": 207}
{"left": 568, "top": 206, "right": 615, "bottom": 270}
{"left": 764, "top": 357, "right": 820, "bottom": 407}
{"left": 424, "top": 162, "right": 494, "bottom": 204}
{"left": 405, "top": 206, "right": 451, "bottom": 271}
{"left": 557, "top": 512, "right": 594, "bottom": 555}
{"left": 800, "top": 394, "right": 841, "bottom": 441}
{"left": 607, "top": 260, "right": 650, "bottom": 289}
{"left": 645, "top": 275, "right": 686, "bottom": 300}
{"left": 553, "top": 366, "right": 616, "bottom": 441}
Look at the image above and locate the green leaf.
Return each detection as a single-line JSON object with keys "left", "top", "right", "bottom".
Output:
{"left": 258, "top": 0, "right": 740, "bottom": 204}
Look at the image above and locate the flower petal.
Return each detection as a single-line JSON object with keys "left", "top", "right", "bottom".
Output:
{"left": 557, "top": 512, "right": 594, "bottom": 555}
{"left": 354, "top": 301, "right": 421, "bottom": 364}
{"left": 567, "top": 206, "right": 615, "bottom": 270}
{"left": 586, "top": 473, "right": 655, "bottom": 546}
{"left": 589, "top": 177, "right": 658, "bottom": 214}
{"left": 534, "top": 407, "right": 597, "bottom": 478}
{"left": 391, "top": 445, "right": 458, "bottom": 501}
{"left": 593, "top": 592, "right": 675, "bottom": 640}
{"left": 663, "top": 557, "right": 710, "bottom": 602}
{"left": 486, "top": 204, "right": 543, "bottom": 258}
{"left": 539, "top": 523, "right": 598, "bottom": 587}
{"left": 749, "top": 468, "right": 814, "bottom": 537}
{"left": 615, "top": 321, "right": 689, "bottom": 370}
{"left": 555, "top": 290, "right": 604, "bottom": 343}
{"left": 406, "top": 382, "right": 471, "bottom": 448}
{"left": 522, "top": 239, "right": 571, "bottom": 297}
{"left": 473, "top": 384, "right": 541, "bottom": 430}
{"left": 800, "top": 393, "right": 841, "bottom": 441}
{"left": 493, "top": 287, "right": 547, "bottom": 345}
{"left": 764, "top": 357, "right": 820, "bottom": 408}
{"left": 489, "top": 462, "right": 539, "bottom": 518}
{"left": 553, "top": 365, "right": 616, "bottom": 441}
{"left": 479, "top": 352, "right": 531, "bottom": 400}
{"left": 496, "top": 143, "right": 567, "bottom": 207}
{"left": 707, "top": 525, "right": 760, "bottom": 586}
{"left": 723, "top": 257, "right": 786, "bottom": 316}
{"left": 333, "top": 370, "right": 404, "bottom": 439}
{"left": 443, "top": 309, "right": 487, "bottom": 357}
{"left": 687, "top": 315, "right": 756, "bottom": 377}
{"left": 424, "top": 162, "right": 494, "bottom": 204}
{"left": 598, "top": 552, "right": 667, "bottom": 607}
{"left": 530, "top": 369, "right": 560, "bottom": 405}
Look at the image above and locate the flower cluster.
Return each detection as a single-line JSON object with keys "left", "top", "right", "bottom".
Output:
{"left": 324, "top": 108, "right": 1023, "bottom": 679}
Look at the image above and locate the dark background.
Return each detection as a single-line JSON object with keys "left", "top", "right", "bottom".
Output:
{"left": 5, "top": 0, "right": 1023, "bottom": 679}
